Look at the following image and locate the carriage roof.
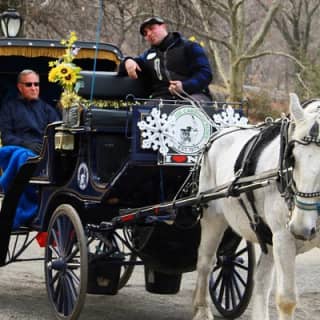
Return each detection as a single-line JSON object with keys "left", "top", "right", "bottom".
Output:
{"left": 0, "top": 38, "right": 122, "bottom": 70}
{"left": 0, "top": 38, "right": 124, "bottom": 106}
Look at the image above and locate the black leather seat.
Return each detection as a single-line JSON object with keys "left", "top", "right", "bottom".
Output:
{"left": 78, "top": 71, "right": 148, "bottom": 100}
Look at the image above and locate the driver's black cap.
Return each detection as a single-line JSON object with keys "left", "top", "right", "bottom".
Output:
{"left": 139, "top": 16, "right": 165, "bottom": 36}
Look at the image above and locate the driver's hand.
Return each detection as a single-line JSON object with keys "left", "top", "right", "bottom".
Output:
{"left": 125, "top": 59, "right": 141, "bottom": 79}
{"left": 169, "top": 80, "right": 183, "bottom": 94}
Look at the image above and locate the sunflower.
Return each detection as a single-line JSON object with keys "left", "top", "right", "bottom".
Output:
{"left": 60, "top": 69, "right": 77, "bottom": 87}
{"left": 56, "top": 63, "right": 73, "bottom": 77}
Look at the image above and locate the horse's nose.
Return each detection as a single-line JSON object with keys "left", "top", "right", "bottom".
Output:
{"left": 289, "top": 224, "right": 316, "bottom": 241}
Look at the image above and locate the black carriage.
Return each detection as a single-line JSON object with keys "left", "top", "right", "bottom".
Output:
{"left": 0, "top": 38, "right": 255, "bottom": 320}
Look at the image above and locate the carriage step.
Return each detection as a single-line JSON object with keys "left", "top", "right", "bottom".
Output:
{"left": 87, "top": 253, "right": 122, "bottom": 295}
{"left": 144, "top": 266, "right": 182, "bottom": 294}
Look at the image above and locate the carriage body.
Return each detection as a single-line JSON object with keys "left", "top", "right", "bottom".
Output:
{"left": 0, "top": 38, "right": 254, "bottom": 320}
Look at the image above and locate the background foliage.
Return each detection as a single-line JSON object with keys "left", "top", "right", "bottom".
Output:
{"left": 1, "top": 0, "right": 320, "bottom": 118}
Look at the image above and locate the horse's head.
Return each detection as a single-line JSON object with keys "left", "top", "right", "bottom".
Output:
{"left": 287, "top": 93, "right": 320, "bottom": 241}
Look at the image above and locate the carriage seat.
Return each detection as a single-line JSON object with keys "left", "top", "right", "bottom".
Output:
{"left": 78, "top": 71, "right": 148, "bottom": 100}
{"left": 84, "top": 107, "right": 132, "bottom": 132}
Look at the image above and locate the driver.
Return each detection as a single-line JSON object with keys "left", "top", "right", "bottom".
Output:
{"left": 119, "top": 16, "right": 213, "bottom": 101}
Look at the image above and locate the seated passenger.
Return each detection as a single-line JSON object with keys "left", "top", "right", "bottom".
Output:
{"left": 0, "top": 69, "right": 60, "bottom": 229}
{"left": 0, "top": 69, "right": 60, "bottom": 154}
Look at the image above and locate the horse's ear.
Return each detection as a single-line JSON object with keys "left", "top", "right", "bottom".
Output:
{"left": 289, "top": 93, "right": 304, "bottom": 122}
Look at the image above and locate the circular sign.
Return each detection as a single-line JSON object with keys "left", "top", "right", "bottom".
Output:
{"left": 77, "top": 162, "right": 89, "bottom": 191}
{"left": 170, "top": 106, "right": 211, "bottom": 154}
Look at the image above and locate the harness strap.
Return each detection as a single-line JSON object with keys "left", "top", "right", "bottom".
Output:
{"left": 233, "top": 121, "right": 280, "bottom": 253}
{"left": 238, "top": 198, "right": 271, "bottom": 254}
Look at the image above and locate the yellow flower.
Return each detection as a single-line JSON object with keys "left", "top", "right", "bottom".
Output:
{"left": 60, "top": 91, "right": 81, "bottom": 108}
{"left": 61, "top": 70, "right": 77, "bottom": 86}
{"left": 56, "top": 63, "right": 73, "bottom": 77}
{"left": 48, "top": 67, "right": 59, "bottom": 82}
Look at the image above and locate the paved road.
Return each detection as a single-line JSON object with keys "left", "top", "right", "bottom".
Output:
{"left": 0, "top": 238, "right": 319, "bottom": 320}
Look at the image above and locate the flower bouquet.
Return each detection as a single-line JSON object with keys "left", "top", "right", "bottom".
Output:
{"left": 48, "top": 32, "right": 83, "bottom": 126}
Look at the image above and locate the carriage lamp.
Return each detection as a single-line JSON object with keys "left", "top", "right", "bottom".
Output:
{"left": 0, "top": 8, "right": 23, "bottom": 38}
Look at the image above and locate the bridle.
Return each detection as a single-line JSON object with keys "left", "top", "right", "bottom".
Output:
{"left": 279, "top": 117, "right": 320, "bottom": 216}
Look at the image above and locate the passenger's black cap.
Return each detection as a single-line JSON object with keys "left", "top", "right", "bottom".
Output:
{"left": 139, "top": 16, "right": 165, "bottom": 35}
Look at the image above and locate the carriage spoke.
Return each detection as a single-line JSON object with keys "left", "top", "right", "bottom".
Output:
{"left": 233, "top": 261, "right": 249, "bottom": 271}
{"left": 49, "top": 270, "right": 59, "bottom": 287}
{"left": 51, "top": 228, "right": 62, "bottom": 256}
{"left": 67, "top": 268, "right": 81, "bottom": 287}
{"left": 225, "top": 274, "right": 235, "bottom": 310}
{"left": 63, "top": 221, "right": 75, "bottom": 256}
{"left": 233, "top": 246, "right": 248, "bottom": 258}
{"left": 224, "top": 275, "right": 230, "bottom": 310}
{"left": 65, "top": 244, "right": 80, "bottom": 262}
{"left": 56, "top": 219, "right": 64, "bottom": 253}
{"left": 54, "top": 276, "right": 63, "bottom": 312}
{"left": 230, "top": 268, "right": 241, "bottom": 308}
{"left": 233, "top": 266, "right": 247, "bottom": 287}
{"left": 62, "top": 277, "right": 70, "bottom": 316}
{"left": 64, "top": 273, "right": 76, "bottom": 315}
{"left": 59, "top": 217, "right": 72, "bottom": 257}
{"left": 217, "top": 274, "right": 226, "bottom": 304}
{"left": 66, "top": 270, "right": 79, "bottom": 298}
{"left": 211, "top": 267, "right": 224, "bottom": 292}
{"left": 231, "top": 272, "right": 243, "bottom": 302}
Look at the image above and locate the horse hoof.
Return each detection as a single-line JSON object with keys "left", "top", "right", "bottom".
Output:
{"left": 192, "top": 307, "right": 214, "bottom": 320}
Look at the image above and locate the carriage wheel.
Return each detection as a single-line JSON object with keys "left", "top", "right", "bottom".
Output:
{"left": 117, "top": 228, "right": 137, "bottom": 289}
{"left": 87, "top": 228, "right": 137, "bottom": 290}
{"left": 210, "top": 236, "right": 255, "bottom": 319}
{"left": 45, "top": 204, "right": 88, "bottom": 320}
{"left": 118, "top": 251, "right": 137, "bottom": 289}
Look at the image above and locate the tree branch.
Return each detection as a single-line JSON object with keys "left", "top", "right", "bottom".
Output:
{"left": 245, "top": 0, "right": 281, "bottom": 56}
{"left": 235, "top": 50, "right": 305, "bottom": 70}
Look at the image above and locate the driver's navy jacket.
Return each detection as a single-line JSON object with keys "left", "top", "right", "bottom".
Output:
{"left": 119, "top": 32, "right": 213, "bottom": 99}
{"left": 0, "top": 96, "right": 60, "bottom": 148}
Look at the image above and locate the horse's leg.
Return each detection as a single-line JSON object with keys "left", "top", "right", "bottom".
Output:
{"left": 273, "top": 230, "right": 297, "bottom": 320}
{"left": 192, "top": 208, "right": 227, "bottom": 320}
{"left": 251, "top": 248, "right": 274, "bottom": 320}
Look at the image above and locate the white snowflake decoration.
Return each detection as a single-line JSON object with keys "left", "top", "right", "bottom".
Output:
{"left": 137, "top": 108, "right": 175, "bottom": 155}
{"left": 213, "top": 105, "right": 248, "bottom": 128}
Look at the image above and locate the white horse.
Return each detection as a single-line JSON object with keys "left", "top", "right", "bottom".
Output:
{"left": 193, "top": 93, "right": 320, "bottom": 320}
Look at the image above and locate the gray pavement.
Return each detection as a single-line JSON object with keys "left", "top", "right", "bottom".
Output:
{"left": 0, "top": 238, "right": 319, "bottom": 320}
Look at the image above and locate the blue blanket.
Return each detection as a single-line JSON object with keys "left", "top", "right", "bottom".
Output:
{"left": 0, "top": 146, "right": 38, "bottom": 230}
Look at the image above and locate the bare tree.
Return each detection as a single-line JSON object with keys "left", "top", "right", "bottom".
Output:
{"left": 257, "top": 0, "right": 320, "bottom": 97}
{"left": 182, "top": 0, "right": 281, "bottom": 101}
